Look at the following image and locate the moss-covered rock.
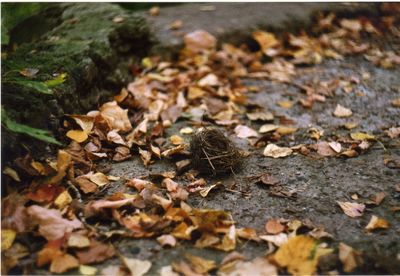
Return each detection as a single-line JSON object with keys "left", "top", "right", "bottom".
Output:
{"left": 2, "top": 3, "right": 153, "bottom": 162}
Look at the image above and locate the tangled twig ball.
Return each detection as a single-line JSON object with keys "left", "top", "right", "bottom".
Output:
{"left": 190, "top": 127, "right": 242, "bottom": 174}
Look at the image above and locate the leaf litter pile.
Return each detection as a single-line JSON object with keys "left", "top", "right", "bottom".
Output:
{"left": 2, "top": 9, "right": 400, "bottom": 275}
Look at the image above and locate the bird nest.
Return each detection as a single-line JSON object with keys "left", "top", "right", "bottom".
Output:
{"left": 190, "top": 127, "right": 242, "bottom": 174}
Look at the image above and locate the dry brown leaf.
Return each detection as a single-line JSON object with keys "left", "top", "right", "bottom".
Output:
{"left": 264, "top": 144, "right": 293, "bottom": 158}
{"left": 26, "top": 205, "right": 82, "bottom": 241}
{"left": 220, "top": 257, "right": 277, "bottom": 276}
{"left": 252, "top": 31, "right": 279, "bottom": 55}
{"left": 365, "top": 215, "right": 389, "bottom": 231}
{"left": 337, "top": 201, "right": 365, "bottom": 218}
{"left": 247, "top": 111, "right": 274, "bottom": 121}
{"left": 328, "top": 141, "right": 342, "bottom": 153}
{"left": 339, "top": 243, "right": 362, "bottom": 273}
{"left": 198, "top": 73, "right": 220, "bottom": 87}
{"left": 236, "top": 228, "right": 260, "bottom": 241}
{"left": 392, "top": 98, "right": 400, "bottom": 107}
{"left": 184, "top": 30, "right": 216, "bottom": 53}
{"left": 99, "top": 101, "right": 132, "bottom": 132}
{"left": 149, "top": 6, "right": 160, "bottom": 16}
{"left": 50, "top": 253, "right": 79, "bottom": 274}
{"left": 185, "top": 254, "right": 216, "bottom": 274}
{"left": 385, "top": 127, "right": 400, "bottom": 138}
{"left": 139, "top": 148, "right": 152, "bottom": 167}
{"left": 68, "top": 115, "right": 94, "bottom": 133}
{"left": 107, "top": 130, "right": 126, "bottom": 145}
{"left": 53, "top": 190, "right": 72, "bottom": 209}
{"left": 234, "top": 125, "right": 258, "bottom": 139}
{"left": 265, "top": 219, "right": 285, "bottom": 234}
{"left": 121, "top": 256, "right": 152, "bottom": 276}
{"left": 157, "top": 234, "right": 177, "bottom": 247}
{"left": 76, "top": 241, "right": 115, "bottom": 264}
{"left": 333, "top": 104, "right": 353, "bottom": 118}
{"left": 259, "top": 124, "right": 279, "bottom": 133}
{"left": 259, "top": 233, "right": 288, "bottom": 247}
{"left": 276, "top": 126, "right": 297, "bottom": 136}
{"left": 169, "top": 19, "right": 183, "bottom": 30}
{"left": 88, "top": 172, "right": 110, "bottom": 187}
{"left": 2, "top": 166, "right": 21, "bottom": 182}
{"left": 170, "top": 135, "right": 184, "bottom": 145}
{"left": 187, "top": 86, "right": 206, "bottom": 100}
{"left": 68, "top": 233, "right": 90, "bottom": 248}
{"left": 316, "top": 141, "right": 336, "bottom": 157}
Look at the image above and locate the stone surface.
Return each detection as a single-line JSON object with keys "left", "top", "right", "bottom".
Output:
{"left": 141, "top": 2, "right": 378, "bottom": 55}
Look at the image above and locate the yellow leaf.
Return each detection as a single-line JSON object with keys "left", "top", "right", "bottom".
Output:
{"left": 180, "top": 127, "right": 194, "bottom": 134}
{"left": 1, "top": 229, "right": 16, "bottom": 251}
{"left": 185, "top": 254, "right": 216, "bottom": 274}
{"left": 365, "top": 215, "right": 389, "bottom": 231}
{"left": 170, "top": 135, "right": 184, "bottom": 145}
{"left": 68, "top": 115, "right": 94, "bottom": 133}
{"left": 79, "top": 265, "right": 98, "bottom": 275}
{"left": 350, "top": 132, "right": 375, "bottom": 140}
{"left": 54, "top": 190, "right": 72, "bottom": 209}
{"left": 273, "top": 235, "right": 333, "bottom": 276}
{"left": 188, "top": 86, "right": 206, "bottom": 100}
{"left": 66, "top": 130, "right": 88, "bottom": 143}
{"left": 3, "top": 167, "right": 20, "bottom": 182}
{"left": 88, "top": 172, "right": 110, "bottom": 187}
{"left": 339, "top": 243, "right": 362, "bottom": 273}
{"left": 278, "top": 101, "right": 294, "bottom": 109}
{"left": 252, "top": 31, "right": 279, "bottom": 54}
{"left": 276, "top": 126, "right": 297, "bottom": 135}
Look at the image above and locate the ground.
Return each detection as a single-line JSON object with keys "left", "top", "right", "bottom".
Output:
{"left": 1, "top": 4, "right": 400, "bottom": 276}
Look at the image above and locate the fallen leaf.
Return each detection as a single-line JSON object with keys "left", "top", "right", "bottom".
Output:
{"left": 263, "top": 144, "right": 293, "bottom": 158}
{"left": 68, "top": 233, "right": 90, "bottom": 248}
{"left": 253, "top": 31, "right": 279, "bottom": 55}
{"left": 1, "top": 229, "right": 16, "bottom": 250}
{"left": 333, "top": 104, "right": 353, "bottom": 118}
{"left": 316, "top": 141, "right": 336, "bottom": 156}
{"left": 19, "top": 68, "right": 39, "bottom": 77}
{"left": 88, "top": 172, "right": 110, "bottom": 187}
{"left": 368, "top": 192, "right": 386, "bottom": 206}
{"left": 184, "top": 30, "right": 216, "bottom": 53}
{"left": 99, "top": 101, "right": 132, "bottom": 132}
{"left": 220, "top": 257, "right": 277, "bottom": 276}
{"left": 234, "top": 125, "right": 258, "bottom": 138}
{"left": 26, "top": 205, "right": 82, "bottom": 241}
{"left": 265, "top": 219, "right": 285, "bottom": 234}
{"left": 187, "top": 86, "right": 206, "bottom": 100}
{"left": 169, "top": 19, "right": 183, "bottom": 30}
{"left": 198, "top": 73, "right": 220, "bottom": 87}
{"left": 339, "top": 243, "right": 362, "bottom": 273}
{"left": 392, "top": 98, "right": 400, "bottom": 107}
{"left": 79, "top": 265, "right": 98, "bottom": 275}
{"left": 139, "top": 148, "right": 152, "bottom": 167}
{"left": 121, "top": 256, "right": 152, "bottom": 276}
{"left": 276, "top": 126, "right": 297, "bottom": 136}
{"left": 350, "top": 132, "right": 375, "bottom": 140}
{"left": 107, "top": 130, "right": 126, "bottom": 145}
{"left": 259, "top": 124, "right": 279, "bottom": 133}
{"left": 76, "top": 240, "right": 115, "bottom": 264}
{"left": 259, "top": 233, "right": 288, "bottom": 247}
{"left": 337, "top": 201, "right": 365, "bottom": 217}
{"left": 385, "top": 127, "right": 400, "bottom": 138}
{"left": 2, "top": 167, "right": 21, "bottom": 182}
{"left": 172, "top": 260, "right": 202, "bottom": 276}
{"left": 185, "top": 254, "right": 216, "bottom": 274}
{"left": 199, "top": 183, "right": 219, "bottom": 197}
{"left": 247, "top": 111, "right": 274, "bottom": 121}
{"left": 273, "top": 235, "right": 333, "bottom": 276}
{"left": 53, "top": 190, "right": 72, "bottom": 209}
{"left": 149, "top": 6, "right": 160, "bottom": 16}
{"left": 365, "top": 215, "right": 389, "bottom": 231}
{"left": 170, "top": 135, "right": 184, "bottom": 145}
{"left": 278, "top": 101, "right": 294, "bottom": 109}
{"left": 328, "top": 141, "right": 342, "bottom": 153}
{"left": 180, "top": 127, "right": 194, "bottom": 134}
{"left": 157, "top": 234, "right": 177, "bottom": 247}
{"left": 236, "top": 228, "right": 260, "bottom": 241}
{"left": 50, "top": 253, "right": 79, "bottom": 274}
{"left": 68, "top": 115, "right": 94, "bottom": 133}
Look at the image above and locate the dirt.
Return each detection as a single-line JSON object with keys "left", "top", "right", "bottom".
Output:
{"left": 99, "top": 55, "right": 400, "bottom": 275}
